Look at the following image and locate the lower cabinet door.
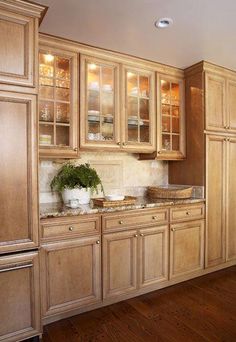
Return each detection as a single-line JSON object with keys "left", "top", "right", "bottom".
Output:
{"left": 170, "top": 220, "right": 204, "bottom": 279}
{"left": 0, "top": 252, "right": 40, "bottom": 342}
{"left": 41, "top": 236, "right": 101, "bottom": 318}
{"left": 103, "top": 230, "right": 138, "bottom": 299}
{"left": 139, "top": 225, "right": 168, "bottom": 288}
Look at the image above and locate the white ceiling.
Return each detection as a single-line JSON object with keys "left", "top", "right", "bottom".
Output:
{"left": 37, "top": 0, "right": 236, "bottom": 71}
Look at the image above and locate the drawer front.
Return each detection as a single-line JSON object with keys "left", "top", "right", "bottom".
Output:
{"left": 102, "top": 209, "right": 168, "bottom": 233}
{"left": 170, "top": 204, "right": 204, "bottom": 222}
{"left": 41, "top": 215, "right": 101, "bottom": 241}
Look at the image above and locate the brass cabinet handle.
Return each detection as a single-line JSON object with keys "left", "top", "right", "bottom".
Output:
{"left": 117, "top": 142, "right": 121, "bottom": 146}
{"left": 122, "top": 142, "right": 127, "bottom": 146}
{"left": 134, "top": 234, "right": 138, "bottom": 238}
{"left": 140, "top": 233, "right": 144, "bottom": 237}
{"left": 227, "top": 126, "right": 230, "bottom": 129}
{"left": 186, "top": 211, "right": 189, "bottom": 215}
{"left": 73, "top": 147, "right": 78, "bottom": 152}
{"left": 69, "top": 226, "right": 73, "bottom": 231}
{"left": 224, "top": 138, "right": 227, "bottom": 141}
{"left": 227, "top": 138, "right": 230, "bottom": 142}
{"left": 96, "top": 240, "right": 100, "bottom": 244}
{"left": 171, "top": 228, "right": 175, "bottom": 232}
{"left": 158, "top": 151, "right": 162, "bottom": 154}
{"left": 224, "top": 125, "right": 227, "bottom": 129}
{"left": 152, "top": 216, "right": 158, "bottom": 220}
{"left": 119, "top": 220, "right": 123, "bottom": 225}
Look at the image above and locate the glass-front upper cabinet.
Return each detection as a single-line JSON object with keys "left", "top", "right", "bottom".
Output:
{"left": 39, "top": 44, "right": 78, "bottom": 158}
{"left": 80, "top": 55, "right": 120, "bottom": 149}
{"left": 158, "top": 76, "right": 185, "bottom": 159}
{"left": 122, "top": 66, "right": 156, "bottom": 152}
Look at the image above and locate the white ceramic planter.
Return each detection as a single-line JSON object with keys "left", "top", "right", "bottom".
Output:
{"left": 62, "top": 188, "right": 91, "bottom": 205}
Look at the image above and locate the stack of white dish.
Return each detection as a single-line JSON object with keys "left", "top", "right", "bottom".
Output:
{"left": 88, "top": 110, "right": 100, "bottom": 122}
{"left": 128, "top": 115, "right": 144, "bottom": 126}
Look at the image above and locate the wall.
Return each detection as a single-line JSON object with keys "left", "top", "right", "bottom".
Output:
{"left": 39, "top": 152, "right": 168, "bottom": 203}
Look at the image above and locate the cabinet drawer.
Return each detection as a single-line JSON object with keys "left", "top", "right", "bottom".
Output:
{"left": 170, "top": 204, "right": 204, "bottom": 222}
{"left": 41, "top": 215, "right": 101, "bottom": 241}
{"left": 102, "top": 208, "right": 168, "bottom": 233}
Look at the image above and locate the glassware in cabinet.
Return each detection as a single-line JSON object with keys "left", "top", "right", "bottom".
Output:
{"left": 80, "top": 55, "right": 120, "bottom": 148}
{"left": 38, "top": 47, "right": 78, "bottom": 158}
{"left": 123, "top": 67, "right": 155, "bottom": 151}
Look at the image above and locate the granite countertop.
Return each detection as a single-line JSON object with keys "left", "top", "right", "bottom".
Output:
{"left": 40, "top": 196, "right": 205, "bottom": 219}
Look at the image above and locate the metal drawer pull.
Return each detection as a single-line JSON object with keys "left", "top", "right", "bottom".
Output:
{"left": 140, "top": 233, "right": 144, "bottom": 237}
{"left": 96, "top": 240, "right": 100, "bottom": 244}
{"left": 186, "top": 212, "right": 189, "bottom": 215}
{"left": 69, "top": 226, "right": 74, "bottom": 231}
{"left": 171, "top": 228, "right": 175, "bottom": 232}
{"left": 0, "top": 263, "right": 33, "bottom": 273}
{"left": 119, "top": 220, "right": 123, "bottom": 225}
{"left": 134, "top": 234, "right": 138, "bottom": 238}
{"left": 152, "top": 216, "right": 158, "bottom": 220}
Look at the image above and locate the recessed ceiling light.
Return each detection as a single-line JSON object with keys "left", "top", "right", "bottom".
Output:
{"left": 155, "top": 18, "right": 173, "bottom": 29}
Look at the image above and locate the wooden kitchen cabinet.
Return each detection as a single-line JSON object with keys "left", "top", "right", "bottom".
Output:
{"left": 0, "top": 252, "right": 40, "bottom": 342}
{"left": 122, "top": 65, "right": 156, "bottom": 152}
{"left": 139, "top": 225, "right": 168, "bottom": 288}
{"left": 103, "top": 230, "right": 137, "bottom": 299}
{"left": 80, "top": 54, "right": 120, "bottom": 150}
{"left": 39, "top": 37, "right": 79, "bottom": 158}
{"left": 205, "top": 135, "right": 226, "bottom": 267}
{"left": 170, "top": 220, "right": 204, "bottom": 279}
{"left": 0, "top": 91, "right": 38, "bottom": 254}
{"left": 227, "top": 79, "right": 236, "bottom": 132}
{"left": 0, "top": 1, "right": 44, "bottom": 89}
{"left": 40, "top": 235, "right": 101, "bottom": 320}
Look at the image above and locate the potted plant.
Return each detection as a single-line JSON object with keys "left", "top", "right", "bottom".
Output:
{"left": 50, "top": 162, "right": 103, "bottom": 205}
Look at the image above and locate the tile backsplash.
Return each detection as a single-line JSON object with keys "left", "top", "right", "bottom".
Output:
{"left": 39, "top": 152, "right": 168, "bottom": 204}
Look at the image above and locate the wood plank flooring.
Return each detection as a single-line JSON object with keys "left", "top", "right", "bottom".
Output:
{"left": 42, "top": 266, "right": 236, "bottom": 342}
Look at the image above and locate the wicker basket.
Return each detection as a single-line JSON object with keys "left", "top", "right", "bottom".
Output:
{"left": 147, "top": 186, "right": 193, "bottom": 199}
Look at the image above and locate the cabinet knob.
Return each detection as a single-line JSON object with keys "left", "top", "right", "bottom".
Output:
{"left": 122, "top": 142, "right": 127, "bottom": 146}
{"left": 73, "top": 147, "right": 78, "bottom": 152}
{"left": 69, "top": 226, "right": 73, "bottom": 231}
{"left": 117, "top": 142, "right": 121, "bottom": 146}
{"left": 119, "top": 220, "right": 123, "bottom": 225}
{"left": 134, "top": 234, "right": 138, "bottom": 238}
{"left": 140, "top": 233, "right": 144, "bottom": 237}
{"left": 152, "top": 216, "right": 158, "bottom": 220}
{"left": 171, "top": 228, "right": 175, "bottom": 232}
{"left": 158, "top": 151, "right": 162, "bottom": 154}
{"left": 186, "top": 211, "right": 189, "bottom": 215}
{"left": 227, "top": 138, "right": 230, "bottom": 142}
{"left": 224, "top": 138, "right": 227, "bottom": 141}
{"left": 224, "top": 125, "right": 227, "bottom": 129}
{"left": 227, "top": 126, "right": 230, "bottom": 129}
{"left": 96, "top": 240, "right": 100, "bottom": 244}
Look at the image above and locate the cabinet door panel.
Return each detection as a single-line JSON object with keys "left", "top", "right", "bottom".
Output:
{"left": 170, "top": 220, "right": 204, "bottom": 278}
{"left": 0, "top": 92, "right": 38, "bottom": 254}
{"left": 103, "top": 230, "right": 137, "bottom": 299}
{"left": 206, "top": 135, "right": 226, "bottom": 267}
{"left": 41, "top": 236, "right": 101, "bottom": 318}
{"left": 139, "top": 225, "right": 168, "bottom": 287}
{"left": 0, "top": 252, "right": 40, "bottom": 341}
{"left": 228, "top": 79, "right": 236, "bottom": 132}
{"left": 0, "top": 9, "right": 35, "bottom": 87}
{"left": 226, "top": 138, "right": 236, "bottom": 261}
{"left": 205, "top": 73, "right": 226, "bottom": 131}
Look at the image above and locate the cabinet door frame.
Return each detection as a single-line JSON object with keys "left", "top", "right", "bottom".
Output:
{"left": 80, "top": 54, "right": 121, "bottom": 150}
{"left": 0, "top": 251, "right": 40, "bottom": 341}
{"left": 170, "top": 220, "right": 204, "bottom": 279}
{"left": 121, "top": 64, "right": 156, "bottom": 152}
{"left": 40, "top": 236, "right": 101, "bottom": 318}
{"left": 205, "top": 134, "right": 227, "bottom": 267}
{"left": 0, "top": 91, "right": 38, "bottom": 254}
{"left": 205, "top": 72, "right": 227, "bottom": 132}
{"left": 0, "top": 8, "right": 36, "bottom": 87}
{"left": 38, "top": 42, "right": 79, "bottom": 158}
{"left": 226, "top": 137, "right": 236, "bottom": 261}
{"left": 103, "top": 230, "right": 137, "bottom": 299}
{"left": 157, "top": 74, "right": 186, "bottom": 160}
{"left": 138, "top": 225, "right": 168, "bottom": 288}
{"left": 227, "top": 78, "right": 236, "bottom": 133}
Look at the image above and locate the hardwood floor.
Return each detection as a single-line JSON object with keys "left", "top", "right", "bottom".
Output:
{"left": 42, "top": 266, "right": 236, "bottom": 342}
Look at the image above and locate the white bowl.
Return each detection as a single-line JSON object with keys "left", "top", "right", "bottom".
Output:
{"left": 105, "top": 194, "right": 125, "bottom": 201}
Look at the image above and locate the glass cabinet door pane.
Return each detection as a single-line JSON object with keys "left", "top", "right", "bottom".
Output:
{"left": 128, "top": 125, "right": 138, "bottom": 142}
{"left": 39, "top": 101, "right": 54, "bottom": 122}
{"left": 161, "top": 80, "right": 171, "bottom": 104}
{"left": 39, "top": 124, "right": 54, "bottom": 146}
{"left": 127, "top": 72, "right": 138, "bottom": 96}
{"left": 140, "top": 75, "right": 149, "bottom": 98}
{"left": 56, "top": 126, "right": 70, "bottom": 146}
{"left": 172, "top": 117, "right": 179, "bottom": 133}
{"left": 39, "top": 53, "right": 54, "bottom": 77}
{"left": 55, "top": 57, "right": 70, "bottom": 80}
{"left": 162, "top": 116, "right": 171, "bottom": 133}
{"left": 140, "top": 125, "right": 150, "bottom": 142}
{"left": 172, "top": 135, "right": 180, "bottom": 151}
{"left": 171, "top": 83, "right": 180, "bottom": 105}
{"left": 162, "top": 134, "right": 171, "bottom": 150}
{"left": 140, "top": 98, "right": 149, "bottom": 121}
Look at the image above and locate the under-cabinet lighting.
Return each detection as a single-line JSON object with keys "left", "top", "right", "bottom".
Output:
{"left": 89, "top": 63, "right": 97, "bottom": 70}
{"left": 155, "top": 18, "right": 173, "bottom": 29}
{"left": 44, "top": 54, "right": 54, "bottom": 62}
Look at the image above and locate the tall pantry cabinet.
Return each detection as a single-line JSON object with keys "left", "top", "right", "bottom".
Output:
{"left": 169, "top": 61, "right": 236, "bottom": 268}
{"left": 0, "top": 1, "right": 45, "bottom": 342}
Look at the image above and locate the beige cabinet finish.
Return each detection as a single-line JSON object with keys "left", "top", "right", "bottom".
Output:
{"left": 206, "top": 135, "right": 226, "bottom": 267}
{"left": 39, "top": 38, "right": 79, "bottom": 158}
{"left": 0, "top": 92, "right": 38, "bottom": 254}
{"left": 41, "top": 236, "right": 101, "bottom": 318}
{"left": 205, "top": 72, "right": 227, "bottom": 132}
{"left": 170, "top": 204, "right": 204, "bottom": 223}
{"left": 227, "top": 79, "right": 236, "bottom": 132}
{"left": 103, "top": 230, "right": 137, "bottom": 299}
{"left": 139, "top": 225, "right": 168, "bottom": 288}
{"left": 0, "top": 1, "right": 44, "bottom": 88}
{"left": 226, "top": 138, "right": 236, "bottom": 261}
{"left": 170, "top": 220, "right": 204, "bottom": 279}
{"left": 0, "top": 252, "right": 40, "bottom": 342}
